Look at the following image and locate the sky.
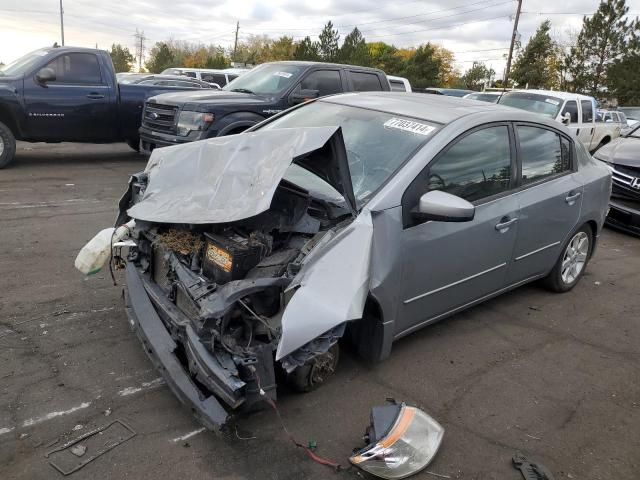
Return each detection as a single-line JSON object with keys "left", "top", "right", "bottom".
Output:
{"left": 1, "top": 0, "right": 639, "bottom": 76}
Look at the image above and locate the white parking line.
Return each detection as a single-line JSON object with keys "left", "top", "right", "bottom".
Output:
{"left": 171, "top": 428, "right": 206, "bottom": 443}
{"left": 21, "top": 402, "right": 92, "bottom": 427}
{"left": 0, "top": 427, "right": 15, "bottom": 435}
{"left": 117, "top": 377, "right": 165, "bottom": 396}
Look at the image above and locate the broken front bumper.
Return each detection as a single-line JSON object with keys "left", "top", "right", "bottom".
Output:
{"left": 124, "top": 263, "right": 235, "bottom": 431}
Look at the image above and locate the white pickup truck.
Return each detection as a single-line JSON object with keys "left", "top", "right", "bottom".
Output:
{"left": 499, "top": 89, "right": 620, "bottom": 152}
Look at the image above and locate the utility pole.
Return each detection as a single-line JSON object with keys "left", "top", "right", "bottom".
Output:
{"left": 133, "top": 29, "right": 146, "bottom": 72}
{"left": 503, "top": 0, "right": 522, "bottom": 89}
{"left": 233, "top": 21, "right": 239, "bottom": 64}
{"left": 59, "top": 0, "right": 65, "bottom": 46}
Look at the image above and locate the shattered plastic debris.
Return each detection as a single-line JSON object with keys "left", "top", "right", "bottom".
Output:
{"left": 70, "top": 445, "right": 86, "bottom": 457}
{"left": 512, "top": 453, "right": 556, "bottom": 480}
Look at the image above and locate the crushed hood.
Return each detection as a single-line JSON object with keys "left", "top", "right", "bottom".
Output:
{"left": 127, "top": 126, "right": 357, "bottom": 224}
{"left": 596, "top": 137, "right": 640, "bottom": 167}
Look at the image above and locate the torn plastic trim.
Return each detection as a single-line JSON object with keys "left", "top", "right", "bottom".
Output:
{"left": 276, "top": 210, "right": 373, "bottom": 360}
{"left": 127, "top": 126, "right": 357, "bottom": 224}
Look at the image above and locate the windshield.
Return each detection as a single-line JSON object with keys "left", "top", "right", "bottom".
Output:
{"left": 466, "top": 93, "right": 500, "bottom": 103}
{"left": 223, "top": 63, "right": 303, "bottom": 95}
{"left": 261, "top": 101, "right": 438, "bottom": 204}
{"left": 619, "top": 107, "right": 640, "bottom": 120}
{"left": 499, "top": 92, "right": 563, "bottom": 118}
{"left": 628, "top": 124, "right": 640, "bottom": 138}
{"left": 0, "top": 49, "right": 49, "bottom": 76}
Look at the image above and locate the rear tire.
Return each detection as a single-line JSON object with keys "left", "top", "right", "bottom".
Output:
{"left": 126, "top": 138, "right": 140, "bottom": 152}
{"left": 287, "top": 344, "right": 339, "bottom": 392}
{"left": 0, "top": 121, "right": 17, "bottom": 169}
{"left": 542, "top": 225, "right": 592, "bottom": 293}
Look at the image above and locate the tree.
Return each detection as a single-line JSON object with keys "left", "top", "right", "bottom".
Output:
{"left": 511, "top": 20, "right": 560, "bottom": 89}
{"left": 461, "top": 62, "right": 495, "bottom": 90}
{"left": 146, "top": 42, "right": 176, "bottom": 73}
{"left": 205, "top": 53, "right": 230, "bottom": 69}
{"left": 294, "top": 36, "right": 321, "bottom": 61}
{"left": 368, "top": 42, "right": 403, "bottom": 75}
{"left": 401, "top": 43, "right": 442, "bottom": 88}
{"left": 432, "top": 45, "right": 459, "bottom": 87}
{"left": 263, "top": 36, "right": 296, "bottom": 61}
{"left": 566, "top": 0, "right": 636, "bottom": 95}
{"left": 109, "top": 43, "right": 134, "bottom": 73}
{"left": 607, "top": 31, "right": 640, "bottom": 105}
{"left": 318, "top": 21, "right": 340, "bottom": 61}
{"left": 339, "top": 28, "right": 370, "bottom": 66}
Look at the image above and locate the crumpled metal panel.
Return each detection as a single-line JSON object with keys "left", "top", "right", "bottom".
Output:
{"left": 127, "top": 126, "right": 339, "bottom": 224}
{"left": 276, "top": 210, "right": 373, "bottom": 360}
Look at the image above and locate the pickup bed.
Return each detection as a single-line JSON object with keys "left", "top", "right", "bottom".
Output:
{"left": 139, "top": 61, "right": 390, "bottom": 153}
{"left": 0, "top": 46, "right": 209, "bottom": 168}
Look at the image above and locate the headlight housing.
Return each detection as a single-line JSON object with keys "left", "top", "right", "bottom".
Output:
{"left": 350, "top": 403, "right": 444, "bottom": 479}
{"left": 176, "top": 111, "right": 214, "bottom": 136}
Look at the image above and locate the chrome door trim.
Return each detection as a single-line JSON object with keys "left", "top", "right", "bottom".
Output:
{"left": 514, "top": 241, "right": 561, "bottom": 261}
{"left": 395, "top": 273, "right": 544, "bottom": 339}
{"left": 403, "top": 262, "right": 507, "bottom": 305}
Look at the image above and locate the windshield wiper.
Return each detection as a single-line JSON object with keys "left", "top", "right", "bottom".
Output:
{"left": 230, "top": 88, "right": 256, "bottom": 95}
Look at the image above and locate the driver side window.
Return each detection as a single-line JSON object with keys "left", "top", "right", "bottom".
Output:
{"left": 299, "top": 70, "right": 343, "bottom": 97}
{"left": 427, "top": 126, "right": 513, "bottom": 202}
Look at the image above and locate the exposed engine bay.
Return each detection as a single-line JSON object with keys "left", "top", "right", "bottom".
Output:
{"left": 118, "top": 173, "right": 352, "bottom": 416}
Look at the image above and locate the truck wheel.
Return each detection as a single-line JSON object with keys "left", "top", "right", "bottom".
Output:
{"left": 0, "top": 121, "right": 17, "bottom": 169}
{"left": 126, "top": 138, "right": 140, "bottom": 153}
{"left": 287, "top": 344, "right": 339, "bottom": 392}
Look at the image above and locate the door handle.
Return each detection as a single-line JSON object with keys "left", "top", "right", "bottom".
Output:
{"left": 87, "top": 93, "right": 104, "bottom": 99}
{"left": 590, "top": 128, "right": 594, "bottom": 135}
{"left": 565, "top": 191, "right": 582, "bottom": 204}
{"left": 576, "top": 128, "right": 580, "bottom": 135}
{"left": 495, "top": 217, "right": 518, "bottom": 232}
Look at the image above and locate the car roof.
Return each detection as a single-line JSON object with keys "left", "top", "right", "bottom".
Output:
{"left": 466, "top": 91, "right": 502, "bottom": 96}
{"left": 319, "top": 92, "right": 519, "bottom": 124}
{"left": 508, "top": 89, "right": 594, "bottom": 101}
{"left": 262, "top": 60, "right": 385, "bottom": 73}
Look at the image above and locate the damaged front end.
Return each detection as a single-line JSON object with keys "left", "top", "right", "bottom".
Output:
{"left": 113, "top": 127, "right": 372, "bottom": 431}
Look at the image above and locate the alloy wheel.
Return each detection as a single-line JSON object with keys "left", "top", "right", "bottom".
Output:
{"left": 0, "top": 136, "right": 4, "bottom": 157}
{"left": 561, "top": 231, "right": 589, "bottom": 285}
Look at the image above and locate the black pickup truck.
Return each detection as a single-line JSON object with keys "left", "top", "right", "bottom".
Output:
{"left": 139, "top": 61, "right": 390, "bottom": 153}
{"left": 0, "top": 46, "right": 210, "bottom": 168}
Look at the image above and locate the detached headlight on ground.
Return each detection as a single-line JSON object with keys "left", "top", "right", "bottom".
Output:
{"left": 350, "top": 403, "right": 444, "bottom": 479}
{"left": 176, "top": 111, "right": 214, "bottom": 136}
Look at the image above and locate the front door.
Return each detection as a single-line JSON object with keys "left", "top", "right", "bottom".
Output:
{"left": 396, "top": 124, "right": 520, "bottom": 337}
{"left": 24, "top": 52, "right": 114, "bottom": 142}
{"left": 507, "top": 124, "right": 583, "bottom": 284}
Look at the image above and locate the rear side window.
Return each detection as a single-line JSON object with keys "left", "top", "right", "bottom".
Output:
{"left": 389, "top": 80, "right": 406, "bottom": 92}
{"left": 351, "top": 71, "right": 383, "bottom": 92}
{"left": 300, "top": 70, "right": 342, "bottom": 97}
{"left": 45, "top": 53, "right": 102, "bottom": 84}
{"left": 517, "top": 126, "right": 571, "bottom": 184}
{"left": 201, "top": 73, "right": 226, "bottom": 85}
{"left": 183, "top": 71, "right": 197, "bottom": 78}
{"left": 581, "top": 100, "right": 593, "bottom": 123}
{"left": 561, "top": 100, "right": 579, "bottom": 123}
{"left": 427, "top": 126, "right": 512, "bottom": 202}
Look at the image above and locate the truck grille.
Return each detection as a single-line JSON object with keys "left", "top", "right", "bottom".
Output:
{"left": 142, "top": 102, "right": 178, "bottom": 134}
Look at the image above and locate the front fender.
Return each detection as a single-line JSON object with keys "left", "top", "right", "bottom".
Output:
{"left": 211, "top": 112, "right": 266, "bottom": 137}
{"left": 275, "top": 211, "right": 374, "bottom": 360}
{"left": 0, "top": 82, "right": 25, "bottom": 137}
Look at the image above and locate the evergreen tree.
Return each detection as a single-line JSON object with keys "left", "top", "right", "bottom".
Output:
{"left": 146, "top": 42, "right": 176, "bottom": 73}
{"left": 607, "top": 30, "right": 640, "bottom": 105}
{"left": 318, "top": 21, "right": 340, "bottom": 61}
{"left": 339, "top": 28, "right": 370, "bottom": 66}
{"left": 461, "top": 62, "right": 495, "bottom": 90}
{"left": 109, "top": 44, "right": 134, "bottom": 73}
{"left": 566, "top": 0, "right": 636, "bottom": 94}
{"left": 294, "top": 36, "right": 321, "bottom": 61}
{"left": 511, "top": 20, "right": 560, "bottom": 89}
{"left": 401, "top": 43, "right": 442, "bottom": 88}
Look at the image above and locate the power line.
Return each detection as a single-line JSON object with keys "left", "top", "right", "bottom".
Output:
{"left": 133, "top": 29, "right": 146, "bottom": 72}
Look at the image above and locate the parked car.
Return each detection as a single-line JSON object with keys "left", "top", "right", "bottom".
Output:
{"left": 617, "top": 106, "right": 640, "bottom": 128}
{"left": 105, "top": 92, "right": 610, "bottom": 431}
{"left": 387, "top": 75, "right": 412, "bottom": 92}
{"left": 117, "top": 74, "right": 214, "bottom": 89}
{"left": 593, "top": 123, "right": 640, "bottom": 235}
{"left": 0, "top": 46, "right": 212, "bottom": 168}
{"left": 463, "top": 91, "right": 502, "bottom": 103}
{"left": 422, "top": 87, "right": 474, "bottom": 97}
{"left": 160, "top": 68, "right": 245, "bottom": 88}
{"left": 139, "top": 61, "right": 390, "bottom": 154}
{"left": 599, "top": 109, "right": 632, "bottom": 135}
{"left": 499, "top": 89, "right": 620, "bottom": 152}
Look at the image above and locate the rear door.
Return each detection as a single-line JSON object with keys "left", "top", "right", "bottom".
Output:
{"left": 23, "top": 52, "right": 114, "bottom": 141}
{"left": 396, "top": 124, "right": 519, "bottom": 336}
{"left": 507, "top": 124, "right": 582, "bottom": 284}
{"left": 349, "top": 71, "right": 385, "bottom": 92}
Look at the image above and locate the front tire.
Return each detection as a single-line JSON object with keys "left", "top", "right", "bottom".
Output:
{"left": 126, "top": 138, "right": 140, "bottom": 153}
{"left": 287, "top": 344, "right": 339, "bottom": 392}
{"left": 0, "top": 121, "right": 17, "bottom": 169}
{"left": 543, "top": 225, "right": 592, "bottom": 292}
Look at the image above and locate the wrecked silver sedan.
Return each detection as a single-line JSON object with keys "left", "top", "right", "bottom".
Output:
{"left": 103, "top": 92, "right": 611, "bottom": 431}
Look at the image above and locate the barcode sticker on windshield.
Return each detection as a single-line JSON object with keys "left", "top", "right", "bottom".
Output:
{"left": 273, "top": 71, "right": 293, "bottom": 78}
{"left": 384, "top": 118, "right": 435, "bottom": 136}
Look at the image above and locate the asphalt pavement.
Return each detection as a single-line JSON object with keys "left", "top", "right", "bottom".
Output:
{"left": 1, "top": 142, "right": 639, "bottom": 480}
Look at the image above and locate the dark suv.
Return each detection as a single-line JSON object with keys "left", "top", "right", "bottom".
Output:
{"left": 138, "top": 61, "right": 390, "bottom": 153}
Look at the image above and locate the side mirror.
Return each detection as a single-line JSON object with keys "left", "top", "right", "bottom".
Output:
{"left": 412, "top": 190, "right": 475, "bottom": 222}
{"left": 561, "top": 112, "right": 571, "bottom": 126}
{"left": 35, "top": 67, "right": 56, "bottom": 84}
{"left": 289, "top": 88, "right": 319, "bottom": 105}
